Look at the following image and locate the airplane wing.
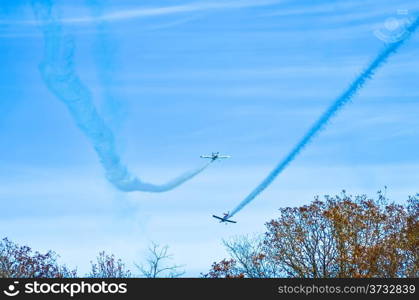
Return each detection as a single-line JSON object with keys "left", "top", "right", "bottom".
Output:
{"left": 212, "top": 215, "right": 224, "bottom": 221}
{"left": 224, "top": 219, "right": 237, "bottom": 223}
{"left": 212, "top": 215, "right": 237, "bottom": 223}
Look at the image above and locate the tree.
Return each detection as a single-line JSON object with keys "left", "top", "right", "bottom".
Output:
{"left": 88, "top": 251, "right": 132, "bottom": 278}
{"left": 206, "top": 191, "right": 419, "bottom": 278}
{"left": 0, "top": 238, "right": 77, "bottom": 278}
{"left": 205, "top": 259, "right": 244, "bottom": 278}
{"left": 136, "top": 242, "right": 185, "bottom": 278}
{"left": 1, "top": 238, "right": 185, "bottom": 278}
{"left": 204, "top": 235, "right": 279, "bottom": 278}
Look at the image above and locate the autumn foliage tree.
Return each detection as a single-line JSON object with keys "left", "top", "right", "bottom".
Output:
{"left": 0, "top": 238, "right": 77, "bottom": 278}
{"left": 88, "top": 251, "right": 132, "bottom": 278}
{"left": 1, "top": 239, "right": 184, "bottom": 278}
{"left": 206, "top": 191, "right": 418, "bottom": 278}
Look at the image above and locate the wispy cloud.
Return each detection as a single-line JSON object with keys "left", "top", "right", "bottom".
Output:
{"left": 141, "top": 15, "right": 203, "bottom": 32}
{"left": 66, "top": 0, "right": 282, "bottom": 24}
{"left": 2, "top": 0, "right": 282, "bottom": 25}
{"left": 262, "top": 0, "right": 418, "bottom": 18}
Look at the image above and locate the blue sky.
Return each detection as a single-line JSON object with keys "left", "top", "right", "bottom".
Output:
{"left": 1, "top": 0, "right": 419, "bottom": 276}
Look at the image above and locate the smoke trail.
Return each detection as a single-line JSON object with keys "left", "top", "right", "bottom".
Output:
{"left": 32, "top": 0, "right": 212, "bottom": 192}
{"left": 86, "top": 0, "right": 125, "bottom": 129}
{"left": 228, "top": 16, "right": 419, "bottom": 218}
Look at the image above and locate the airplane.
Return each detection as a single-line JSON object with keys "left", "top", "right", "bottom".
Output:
{"left": 200, "top": 152, "right": 231, "bottom": 161}
{"left": 212, "top": 212, "right": 237, "bottom": 224}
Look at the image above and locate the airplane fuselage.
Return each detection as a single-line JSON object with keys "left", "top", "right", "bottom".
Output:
{"left": 200, "top": 152, "right": 231, "bottom": 161}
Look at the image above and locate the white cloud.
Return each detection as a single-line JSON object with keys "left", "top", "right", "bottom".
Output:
{"left": 3, "top": 0, "right": 282, "bottom": 25}
{"left": 68, "top": 0, "right": 282, "bottom": 24}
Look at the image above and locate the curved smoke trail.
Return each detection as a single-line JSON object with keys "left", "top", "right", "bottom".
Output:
{"left": 228, "top": 16, "right": 419, "bottom": 218}
{"left": 32, "top": 0, "right": 212, "bottom": 192}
